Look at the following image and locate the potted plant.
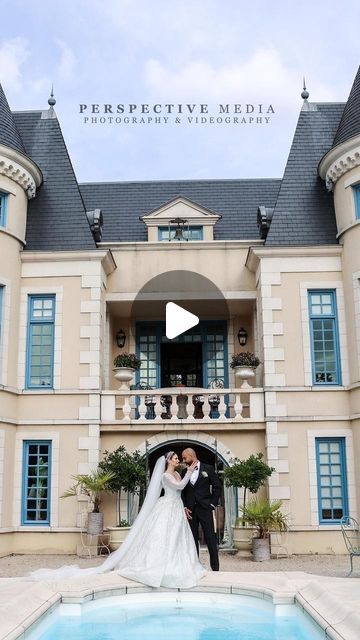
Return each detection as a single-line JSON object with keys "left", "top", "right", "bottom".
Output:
{"left": 99, "top": 446, "right": 146, "bottom": 548}
{"left": 223, "top": 453, "right": 274, "bottom": 554}
{"left": 240, "top": 497, "right": 289, "bottom": 561}
{"left": 61, "top": 469, "right": 116, "bottom": 535}
{"left": 230, "top": 351, "right": 260, "bottom": 388}
{"left": 113, "top": 352, "right": 141, "bottom": 389}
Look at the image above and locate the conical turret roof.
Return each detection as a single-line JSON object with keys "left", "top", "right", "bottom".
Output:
{"left": 333, "top": 66, "right": 360, "bottom": 147}
{"left": 0, "top": 83, "right": 26, "bottom": 153}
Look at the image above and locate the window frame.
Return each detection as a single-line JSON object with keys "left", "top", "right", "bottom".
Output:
{"left": 0, "top": 285, "right": 3, "bottom": 345}
{"left": 0, "top": 192, "right": 7, "bottom": 227}
{"left": 25, "top": 294, "right": 56, "bottom": 389}
{"left": 158, "top": 225, "right": 204, "bottom": 241}
{"left": 21, "top": 440, "right": 52, "bottom": 526}
{"left": 308, "top": 289, "right": 342, "bottom": 386}
{"left": 353, "top": 184, "right": 360, "bottom": 219}
{"left": 315, "top": 437, "right": 348, "bottom": 524}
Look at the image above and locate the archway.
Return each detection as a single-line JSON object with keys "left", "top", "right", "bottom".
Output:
{"left": 136, "top": 432, "right": 237, "bottom": 547}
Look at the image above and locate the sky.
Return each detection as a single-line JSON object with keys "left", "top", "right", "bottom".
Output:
{"left": 1, "top": 0, "right": 359, "bottom": 183}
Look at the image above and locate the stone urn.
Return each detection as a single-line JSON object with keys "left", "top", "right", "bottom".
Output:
{"left": 232, "top": 525, "right": 256, "bottom": 556}
{"left": 106, "top": 526, "right": 131, "bottom": 551}
{"left": 234, "top": 365, "right": 256, "bottom": 389}
{"left": 113, "top": 367, "right": 135, "bottom": 389}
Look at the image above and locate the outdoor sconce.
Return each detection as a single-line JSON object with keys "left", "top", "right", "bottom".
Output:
{"left": 116, "top": 329, "right": 126, "bottom": 348}
{"left": 237, "top": 327, "right": 248, "bottom": 346}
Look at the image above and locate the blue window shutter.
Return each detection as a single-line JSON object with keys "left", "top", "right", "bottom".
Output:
{"left": 0, "top": 286, "right": 3, "bottom": 344}
{"left": 0, "top": 193, "right": 7, "bottom": 227}
{"left": 308, "top": 290, "right": 341, "bottom": 385}
{"left": 22, "top": 441, "right": 52, "bottom": 525}
{"left": 316, "top": 437, "right": 348, "bottom": 524}
{"left": 26, "top": 295, "right": 56, "bottom": 389}
{"left": 353, "top": 185, "right": 360, "bottom": 219}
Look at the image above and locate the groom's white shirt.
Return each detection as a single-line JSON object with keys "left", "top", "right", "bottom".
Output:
{"left": 190, "top": 461, "right": 200, "bottom": 485}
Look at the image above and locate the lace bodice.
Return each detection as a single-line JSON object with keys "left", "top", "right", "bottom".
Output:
{"left": 161, "top": 469, "right": 191, "bottom": 498}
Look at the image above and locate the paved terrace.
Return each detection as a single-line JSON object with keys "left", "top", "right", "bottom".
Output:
{"left": 0, "top": 553, "right": 359, "bottom": 640}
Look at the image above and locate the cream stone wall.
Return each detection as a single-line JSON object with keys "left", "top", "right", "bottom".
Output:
{"left": 0, "top": 235, "right": 22, "bottom": 391}
{"left": 0, "top": 175, "right": 28, "bottom": 244}
{"left": 107, "top": 244, "right": 256, "bottom": 295}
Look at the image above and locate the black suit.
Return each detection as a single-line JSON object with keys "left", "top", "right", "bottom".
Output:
{"left": 182, "top": 462, "right": 221, "bottom": 571}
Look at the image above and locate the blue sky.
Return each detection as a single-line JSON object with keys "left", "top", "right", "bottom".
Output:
{"left": 1, "top": 0, "right": 359, "bottom": 183}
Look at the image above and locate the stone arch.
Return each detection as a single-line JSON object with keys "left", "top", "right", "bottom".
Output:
{"left": 136, "top": 431, "right": 235, "bottom": 466}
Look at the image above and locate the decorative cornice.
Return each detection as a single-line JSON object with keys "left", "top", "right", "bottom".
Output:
{"left": 0, "top": 144, "right": 42, "bottom": 199}
{"left": 246, "top": 245, "right": 342, "bottom": 272}
{"left": 318, "top": 135, "right": 360, "bottom": 191}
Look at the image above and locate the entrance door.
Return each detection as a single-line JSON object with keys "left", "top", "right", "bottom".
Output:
{"left": 161, "top": 342, "right": 203, "bottom": 387}
{"left": 136, "top": 321, "right": 228, "bottom": 389}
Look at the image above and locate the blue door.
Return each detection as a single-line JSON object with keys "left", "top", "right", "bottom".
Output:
{"left": 136, "top": 321, "right": 228, "bottom": 389}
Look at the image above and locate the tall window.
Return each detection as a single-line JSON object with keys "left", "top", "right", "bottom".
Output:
{"left": 353, "top": 185, "right": 360, "bottom": 219}
{"left": 158, "top": 226, "right": 203, "bottom": 241}
{"left": 308, "top": 290, "right": 341, "bottom": 385}
{"left": 0, "top": 192, "right": 7, "bottom": 227}
{"left": 26, "top": 295, "right": 55, "bottom": 388}
{"left": 0, "top": 286, "right": 3, "bottom": 346}
{"left": 22, "top": 441, "right": 51, "bottom": 525}
{"left": 316, "top": 438, "right": 348, "bottom": 523}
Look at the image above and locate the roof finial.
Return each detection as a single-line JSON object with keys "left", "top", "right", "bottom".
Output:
{"left": 301, "top": 76, "right": 309, "bottom": 100}
{"left": 48, "top": 85, "right": 56, "bottom": 108}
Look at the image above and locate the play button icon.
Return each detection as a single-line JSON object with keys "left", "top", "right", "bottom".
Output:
{"left": 166, "top": 302, "right": 199, "bottom": 340}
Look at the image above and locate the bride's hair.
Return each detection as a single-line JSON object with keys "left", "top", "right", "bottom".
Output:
{"left": 165, "top": 450, "right": 176, "bottom": 468}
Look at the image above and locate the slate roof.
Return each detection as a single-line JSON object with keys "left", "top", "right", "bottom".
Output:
{"left": 12, "top": 110, "right": 95, "bottom": 250}
{"left": 0, "top": 84, "right": 26, "bottom": 154}
{"left": 265, "top": 103, "right": 345, "bottom": 246}
{"left": 333, "top": 66, "right": 360, "bottom": 147}
{"left": 79, "top": 179, "right": 281, "bottom": 242}
{"left": 0, "top": 76, "right": 354, "bottom": 249}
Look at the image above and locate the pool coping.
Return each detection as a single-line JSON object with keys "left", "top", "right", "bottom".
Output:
{"left": 0, "top": 572, "right": 359, "bottom": 640}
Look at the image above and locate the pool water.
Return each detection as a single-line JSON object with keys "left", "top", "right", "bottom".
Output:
{"left": 27, "top": 593, "right": 324, "bottom": 640}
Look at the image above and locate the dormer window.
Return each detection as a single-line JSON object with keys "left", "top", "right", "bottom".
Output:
{"left": 353, "top": 185, "right": 360, "bottom": 219}
{"left": 158, "top": 221, "right": 203, "bottom": 241}
{"left": 140, "top": 196, "right": 221, "bottom": 242}
{"left": 0, "top": 192, "right": 8, "bottom": 227}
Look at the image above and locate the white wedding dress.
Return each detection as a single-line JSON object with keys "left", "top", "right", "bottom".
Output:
{"left": 27, "top": 458, "right": 206, "bottom": 589}
{"left": 111, "top": 470, "right": 206, "bottom": 587}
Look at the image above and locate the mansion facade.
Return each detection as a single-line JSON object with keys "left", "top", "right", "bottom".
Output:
{"left": 1, "top": 67, "right": 360, "bottom": 556}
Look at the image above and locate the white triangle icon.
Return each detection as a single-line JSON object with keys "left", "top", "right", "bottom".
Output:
{"left": 166, "top": 302, "right": 199, "bottom": 339}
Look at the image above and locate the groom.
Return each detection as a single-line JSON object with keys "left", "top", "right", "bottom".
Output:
{"left": 181, "top": 447, "right": 221, "bottom": 571}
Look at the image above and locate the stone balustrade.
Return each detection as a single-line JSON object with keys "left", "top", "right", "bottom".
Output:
{"left": 101, "top": 387, "right": 264, "bottom": 424}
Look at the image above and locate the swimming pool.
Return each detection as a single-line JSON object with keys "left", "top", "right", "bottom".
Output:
{"left": 26, "top": 592, "right": 325, "bottom": 640}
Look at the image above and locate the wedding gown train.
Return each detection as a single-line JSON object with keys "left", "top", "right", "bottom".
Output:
{"left": 112, "top": 470, "right": 206, "bottom": 588}
{"left": 28, "top": 461, "right": 206, "bottom": 589}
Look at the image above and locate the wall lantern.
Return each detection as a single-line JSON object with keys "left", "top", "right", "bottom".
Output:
{"left": 237, "top": 327, "right": 248, "bottom": 346}
{"left": 116, "top": 329, "right": 126, "bottom": 348}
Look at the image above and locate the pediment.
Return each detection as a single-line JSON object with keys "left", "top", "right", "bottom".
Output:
{"left": 140, "top": 196, "right": 221, "bottom": 227}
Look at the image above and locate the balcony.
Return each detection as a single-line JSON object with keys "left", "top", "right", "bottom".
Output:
{"left": 101, "top": 386, "right": 264, "bottom": 426}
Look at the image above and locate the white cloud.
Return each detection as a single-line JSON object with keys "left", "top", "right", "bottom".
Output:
{"left": 0, "top": 37, "right": 29, "bottom": 90}
{"left": 143, "top": 48, "right": 336, "bottom": 107}
{"left": 56, "top": 39, "right": 76, "bottom": 83}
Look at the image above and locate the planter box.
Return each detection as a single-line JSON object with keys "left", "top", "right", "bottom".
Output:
{"left": 232, "top": 525, "right": 256, "bottom": 556}
{"left": 107, "top": 526, "right": 130, "bottom": 551}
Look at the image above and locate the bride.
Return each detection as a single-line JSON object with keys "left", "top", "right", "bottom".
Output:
{"left": 28, "top": 451, "right": 207, "bottom": 588}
